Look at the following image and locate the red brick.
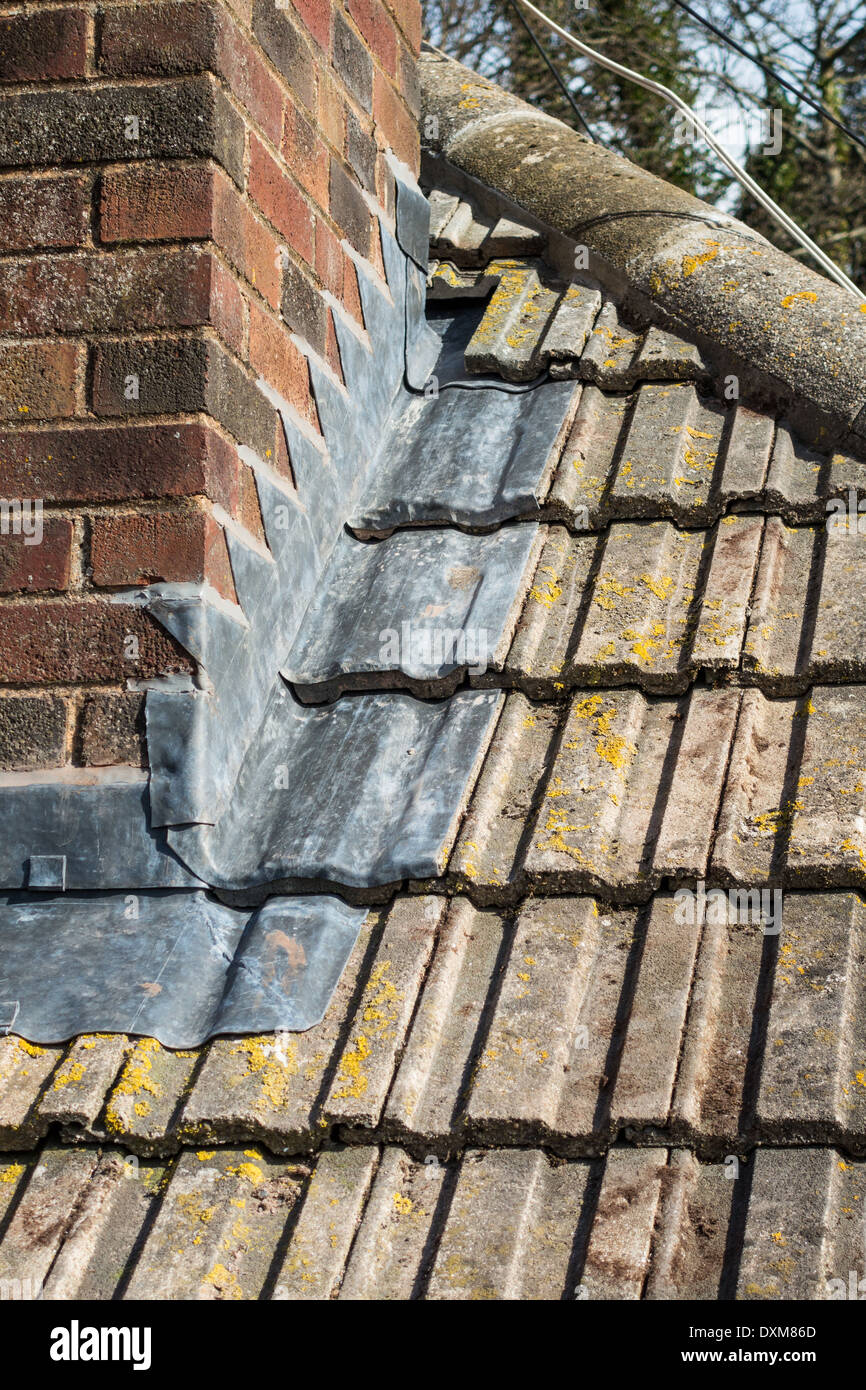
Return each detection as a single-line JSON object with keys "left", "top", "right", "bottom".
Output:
{"left": 385, "top": 0, "right": 421, "bottom": 52}
{"left": 0, "top": 8, "right": 88, "bottom": 82}
{"left": 317, "top": 70, "right": 346, "bottom": 150}
{"left": 248, "top": 298, "right": 317, "bottom": 430}
{"left": 0, "top": 174, "right": 91, "bottom": 253}
{"left": 342, "top": 252, "right": 364, "bottom": 327}
{"left": 0, "top": 422, "right": 244, "bottom": 510}
{"left": 315, "top": 217, "right": 343, "bottom": 298}
{"left": 79, "top": 691, "right": 146, "bottom": 767}
{"left": 209, "top": 255, "right": 246, "bottom": 356}
{"left": 212, "top": 178, "right": 281, "bottom": 309}
{"left": 347, "top": 0, "right": 397, "bottom": 75}
{"left": 282, "top": 100, "right": 330, "bottom": 209}
{"left": 215, "top": 11, "right": 284, "bottom": 146}
{"left": 0, "top": 518, "right": 73, "bottom": 594}
{"left": 236, "top": 462, "right": 266, "bottom": 542}
{"left": 0, "top": 247, "right": 214, "bottom": 336}
{"left": 290, "top": 0, "right": 331, "bottom": 51}
{"left": 90, "top": 507, "right": 236, "bottom": 601}
{"left": 324, "top": 306, "right": 343, "bottom": 381}
{"left": 249, "top": 133, "right": 314, "bottom": 264}
{"left": 373, "top": 66, "right": 418, "bottom": 169}
{"left": 98, "top": 0, "right": 216, "bottom": 75}
{"left": 0, "top": 342, "right": 79, "bottom": 422}
{"left": 0, "top": 601, "right": 192, "bottom": 685}
{"left": 100, "top": 164, "right": 217, "bottom": 244}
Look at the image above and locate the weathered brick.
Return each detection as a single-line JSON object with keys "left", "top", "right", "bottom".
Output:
{"left": 290, "top": 0, "right": 331, "bottom": 51}
{"left": 0, "top": 602, "right": 193, "bottom": 685}
{"left": 281, "top": 257, "right": 328, "bottom": 354}
{"left": 282, "top": 100, "right": 329, "bottom": 208}
{"left": 0, "top": 78, "right": 244, "bottom": 188}
{"left": 315, "top": 216, "right": 343, "bottom": 297}
{"left": 209, "top": 255, "right": 246, "bottom": 357}
{"left": 329, "top": 156, "right": 371, "bottom": 256}
{"left": 90, "top": 336, "right": 210, "bottom": 418}
{"left": 214, "top": 10, "right": 285, "bottom": 146}
{"left": 99, "top": 164, "right": 217, "bottom": 244}
{"left": 0, "top": 342, "right": 78, "bottom": 422}
{"left": 79, "top": 691, "right": 147, "bottom": 767}
{"left": 249, "top": 298, "right": 315, "bottom": 423}
{"left": 0, "top": 173, "right": 91, "bottom": 252}
{"left": 386, "top": 0, "right": 421, "bottom": 52}
{"left": 0, "top": 246, "right": 214, "bottom": 337}
{"left": 317, "top": 68, "right": 346, "bottom": 149}
{"left": 0, "top": 694, "right": 69, "bottom": 771}
{"left": 0, "top": 519, "right": 74, "bottom": 594}
{"left": 0, "top": 8, "right": 88, "bottom": 82}
{"left": 0, "top": 422, "right": 247, "bottom": 511}
{"left": 252, "top": 0, "right": 316, "bottom": 112}
{"left": 100, "top": 166, "right": 259, "bottom": 343}
{"left": 398, "top": 39, "right": 421, "bottom": 119}
{"left": 98, "top": 0, "right": 218, "bottom": 75}
{"left": 373, "top": 65, "right": 418, "bottom": 168}
{"left": 333, "top": 10, "right": 372, "bottom": 111}
{"left": 91, "top": 336, "right": 279, "bottom": 462}
{"left": 90, "top": 506, "right": 235, "bottom": 600}
{"left": 346, "top": 109, "right": 377, "bottom": 193}
{"left": 324, "top": 306, "right": 342, "bottom": 379}
{"left": 342, "top": 251, "right": 364, "bottom": 326}
{"left": 348, "top": 0, "right": 397, "bottom": 75}
{"left": 212, "top": 176, "right": 281, "bottom": 308}
{"left": 249, "top": 133, "right": 314, "bottom": 263}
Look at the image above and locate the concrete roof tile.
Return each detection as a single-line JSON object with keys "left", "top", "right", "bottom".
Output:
{"left": 1, "top": 1135, "right": 864, "bottom": 1296}
{"left": 426, "top": 1147, "right": 589, "bottom": 1300}
{"left": 323, "top": 896, "right": 444, "bottom": 1131}
{"left": 713, "top": 686, "right": 866, "bottom": 887}
{"left": 176, "top": 911, "right": 379, "bottom": 1153}
{"left": 339, "top": 1146, "right": 446, "bottom": 1300}
{"left": 123, "top": 1147, "right": 305, "bottom": 1300}
{"left": 383, "top": 900, "right": 504, "bottom": 1154}
{"left": 272, "top": 1145, "right": 377, "bottom": 1300}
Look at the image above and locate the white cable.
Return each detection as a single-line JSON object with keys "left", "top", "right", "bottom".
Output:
{"left": 514, "top": 0, "right": 863, "bottom": 299}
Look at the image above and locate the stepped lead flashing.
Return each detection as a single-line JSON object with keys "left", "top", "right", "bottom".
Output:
{"left": 420, "top": 46, "right": 866, "bottom": 450}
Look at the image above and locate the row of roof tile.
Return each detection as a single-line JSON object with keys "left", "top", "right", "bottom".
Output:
{"left": 0, "top": 1140, "right": 857, "bottom": 1300}
{"left": 3, "top": 892, "right": 866, "bottom": 1158}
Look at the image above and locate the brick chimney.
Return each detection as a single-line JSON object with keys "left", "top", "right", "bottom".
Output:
{"left": 0, "top": 0, "right": 422, "bottom": 772}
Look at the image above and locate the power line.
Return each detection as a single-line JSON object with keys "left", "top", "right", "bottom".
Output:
{"left": 511, "top": 0, "right": 862, "bottom": 297}
{"left": 503, "top": 0, "right": 596, "bottom": 140}
{"left": 668, "top": 0, "right": 866, "bottom": 154}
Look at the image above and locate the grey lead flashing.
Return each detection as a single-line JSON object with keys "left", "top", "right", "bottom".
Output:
{"left": 349, "top": 375, "right": 578, "bottom": 535}
{"left": 392, "top": 151, "right": 434, "bottom": 271}
{"left": 165, "top": 687, "right": 504, "bottom": 893}
{"left": 0, "top": 891, "right": 365, "bottom": 1046}
{"left": 283, "top": 524, "right": 543, "bottom": 700}
{"left": 0, "top": 165, "right": 570, "bottom": 1046}
{"left": 0, "top": 779, "right": 198, "bottom": 891}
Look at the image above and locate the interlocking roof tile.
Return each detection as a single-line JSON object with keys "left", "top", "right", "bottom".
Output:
{"left": 6, "top": 66, "right": 866, "bottom": 1304}
{"left": 2, "top": 1141, "right": 862, "bottom": 1299}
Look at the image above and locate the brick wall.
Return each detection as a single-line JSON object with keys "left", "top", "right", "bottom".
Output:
{"left": 0, "top": 0, "right": 422, "bottom": 771}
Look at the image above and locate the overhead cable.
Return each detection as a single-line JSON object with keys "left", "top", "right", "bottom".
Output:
{"left": 512, "top": 0, "right": 863, "bottom": 298}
